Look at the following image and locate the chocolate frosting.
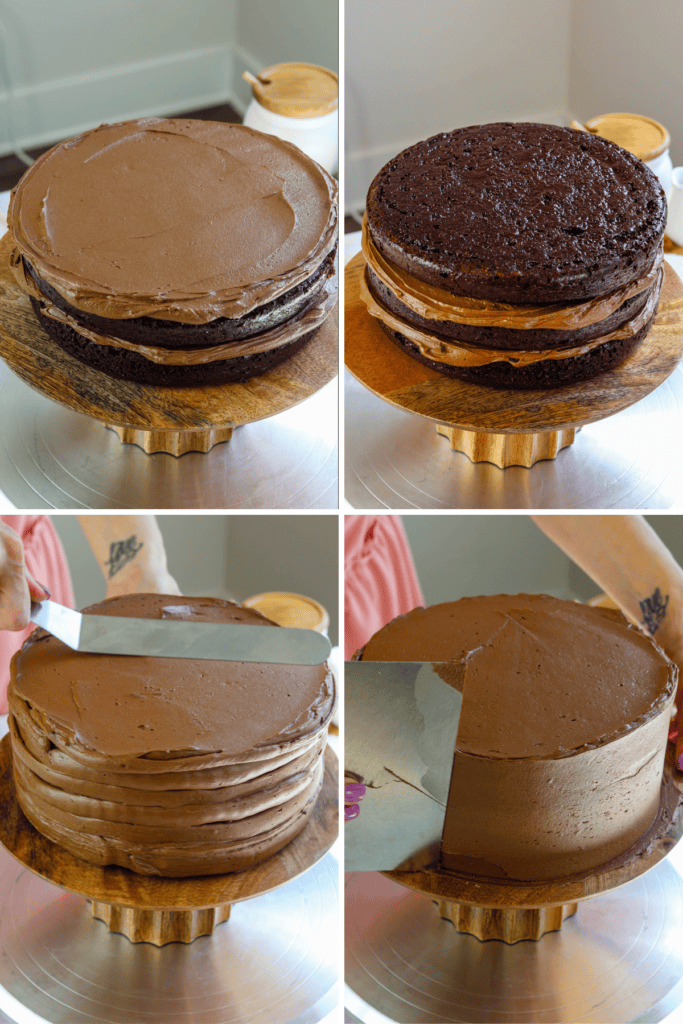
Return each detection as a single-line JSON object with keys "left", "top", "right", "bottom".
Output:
{"left": 361, "top": 594, "right": 676, "bottom": 881}
{"left": 29, "top": 269, "right": 337, "bottom": 366}
{"left": 362, "top": 216, "right": 663, "bottom": 333}
{"left": 361, "top": 265, "right": 662, "bottom": 368}
{"left": 8, "top": 118, "right": 338, "bottom": 324}
{"left": 8, "top": 594, "right": 335, "bottom": 876}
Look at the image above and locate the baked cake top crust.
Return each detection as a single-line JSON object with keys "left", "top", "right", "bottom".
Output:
{"left": 10, "top": 594, "right": 335, "bottom": 759}
{"left": 359, "top": 594, "right": 676, "bottom": 760}
{"left": 8, "top": 118, "right": 338, "bottom": 324}
{"left": 366, "top": 123, "right": 666, "bottom": 303}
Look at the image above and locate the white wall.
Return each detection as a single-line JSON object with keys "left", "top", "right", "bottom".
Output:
{"left": 0, "top": 0, "right": 338, "bottom": 156}
{"left": 401, "top": 515, "right": 583, "bottom": 605}
{"left": 232, "top": 0, "right": 338, "bottom": 112}
{"left": 345, "top": 0, "right": 682, "bottom": 212}
{"left": 49, "top": 513, "right": 339, "bottom": 645}
{"left": 0, "top": 0, "right": 237, "bottom": 154}
{"left": 345, "top": 0, "right": 573, "bottom": 211}
{"left": 402, "top": 514, "right": 683, "bottom": 609}
{"left": 569, "top": 0, "right": 683, "bottom": 167}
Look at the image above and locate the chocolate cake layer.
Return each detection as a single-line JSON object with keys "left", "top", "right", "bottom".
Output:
{"left": 30, "top": 296, "right": 322, "bottom": 387}
{"left": 8, "top": 595, "right": 335, "bottom": 876}
{"left": 366, "top": 123, "right": 666, "bottom": 303}
{"left": 379, "top": 311, "right": 654, "bottom": 390}
{"left": 8, "top": 118, "right": 339, "bottom": 385}
{"left": 20, "top": 250, "right": 336, "bottom": 348}
{"left": 360, "top": 595, "right": 676, "bottom": 881}
{"left": 366, "top": 263, "right": 653, "bottom": 350}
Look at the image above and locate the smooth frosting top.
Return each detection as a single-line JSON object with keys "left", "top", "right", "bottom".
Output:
{"left": 11, "top": 594, "right": 335, "bottom": 758}
{"left": 360, "top": 594, "right": 676, "bottom": 759}
{"left": 8, "top": 118, "right": 338, "bottom": 324}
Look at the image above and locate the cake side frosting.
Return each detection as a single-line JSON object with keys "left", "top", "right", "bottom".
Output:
{"left": 8, "top": 118, "right": 338, "bottom": 324}
{"left": 360, "top": 594, "right": 676, "bottom": 881}
{"left": 7, "top": 594, "right": 335, "bottom": 876}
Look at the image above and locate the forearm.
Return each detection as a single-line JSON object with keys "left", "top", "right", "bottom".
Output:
{"left": 532, "top": 515, "right": 683, "bottom": 652}
{"left": 77, "top": 516, "right": 179, "bottom": 597}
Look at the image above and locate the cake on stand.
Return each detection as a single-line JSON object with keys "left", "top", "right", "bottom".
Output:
{"left": 0, "top": 735, "right": 339, "bottom": 1024}
{"left": 344, "top": 248, "right": 683, "bottom": 509}
{"left": 345, "top": 749, "right": 683, "bottom": 1023}
{"left": 0, "top": 234, "right": 338, "bottom": 508}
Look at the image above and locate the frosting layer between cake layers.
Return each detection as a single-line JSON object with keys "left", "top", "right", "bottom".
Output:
{"left": 8, "top": 594, "right": 335, "bottom": 877}
{"left": 360, "top": 594, "right": 676, "bottom": 881}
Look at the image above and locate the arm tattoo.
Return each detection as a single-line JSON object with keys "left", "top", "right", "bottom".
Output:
{"left": 639, "top": 587, "right": 669, "bottom": 635}
{"left": 105, "top": 536, "right": 144, "bottom": 579}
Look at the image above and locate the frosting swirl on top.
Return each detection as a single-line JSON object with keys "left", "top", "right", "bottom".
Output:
{"left": 8, "top": 118, "right": 338, "bottom": 325}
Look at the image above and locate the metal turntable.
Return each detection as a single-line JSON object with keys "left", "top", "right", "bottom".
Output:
{"left": 0, "top": 740, "right": 339, "bottom": 1024}
{"left": 345, "top": 755, "right": 683, "bottom": 1024}
{"left": 0, "top": 364, "right": 337, "bottom": 510}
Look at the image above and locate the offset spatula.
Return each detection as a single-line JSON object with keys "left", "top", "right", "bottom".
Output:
{"left": 30, "top": 600, "right": 331, "bottom": 665}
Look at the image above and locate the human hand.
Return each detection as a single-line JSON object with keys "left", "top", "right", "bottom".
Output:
{"left": 0, "top": 521, "right": 51, "bottom": 630}
{"left": 345, "top": 771, "right": 366, "bottom": 822}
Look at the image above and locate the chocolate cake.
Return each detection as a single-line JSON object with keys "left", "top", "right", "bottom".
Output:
{"left": 362, "top": 123, "right": 666, "bottom": 389}
{"left": 7, "top": 594, "right": 335, "bottom": 877}
{"left": 8, "top": 118, "right": 338, "bottom": 386}
{"left": 358, "top": 594, "right": 677, "bottom": 881}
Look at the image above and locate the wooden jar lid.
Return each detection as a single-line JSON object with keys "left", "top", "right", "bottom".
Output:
{"left": 243, "top": 63, "right": 338, "bottom": 118}
{"left": 243, "top": 591, "right": 330, "bottom": 633}
{"left": 582, "top": 113, "right": 670, "bottom": 162}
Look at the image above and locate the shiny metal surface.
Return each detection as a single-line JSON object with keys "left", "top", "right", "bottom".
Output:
{"left": 0, "top": 844, "right": 338, "bottom": 1024}
{"left": 0, "top": 366, "right": 337, "bottom": 509}
{"left": 345, "top": 870, "right": 683, "bottom": 1023}
{"left": 29, "top": 602, "right": 332, "bottom": 664}
{"left": 345, "top": 369, "right": 683, "bottom": 509}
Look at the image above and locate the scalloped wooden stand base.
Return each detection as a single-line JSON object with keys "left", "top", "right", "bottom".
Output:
{"left": 108, "top": 424, "right": 234, "bottom": 455}
{"left": 434, "top": 898, "right": 578, "bottom": 943}
{"left": 435, "top": 424, "right": 576, "bottom": 468}
{"left": 90, "top": 900, "right": 232, "bottom": 945}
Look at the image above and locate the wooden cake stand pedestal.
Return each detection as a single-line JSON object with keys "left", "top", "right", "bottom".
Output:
{"left": 383, "top": 750, "right": 683, "bottom": 945}
{"left": 345, "top": 251, "right": 683, "bottom": 468}
{"left": 0, "top": 735, "right": 338, "bottom": 947}
{"left": 0, "top": 235, "right": 338, "bottom": 456}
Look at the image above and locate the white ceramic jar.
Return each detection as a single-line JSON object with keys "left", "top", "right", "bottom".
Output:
{"left": 242, "top": 63, "right": 338, "bottom": 175}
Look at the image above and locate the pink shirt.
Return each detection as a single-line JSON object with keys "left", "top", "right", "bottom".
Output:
{"left": 344, "top": 515, "right": 423, "bottom": 659}
{"left": 0, "top": 515, "right": 74, "bottom": 713}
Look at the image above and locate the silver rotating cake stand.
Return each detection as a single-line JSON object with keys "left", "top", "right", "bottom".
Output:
{"left": 0, "top": 364, "right": 337, "bottom": 510}
{"left": 344, "top": 856, "right": 683, "bottom": 1024}
{"left": 0, "top": 840, "right": 338, "bottom": 1024}
{"left": 345, "top": 368, "right": 683, "bottom": 510}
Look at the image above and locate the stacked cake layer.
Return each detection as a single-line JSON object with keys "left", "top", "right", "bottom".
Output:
{"left": 359, "top": 594, "right": 677, "bottom": 881}
{"left": 8, "top": 118, "right": 338, "bottom": 386}
{"left": 362, "top": 123, "right": 666, "bottom": 389}
{"left": 8, "top": 595, "right": 335, "bottom": 876}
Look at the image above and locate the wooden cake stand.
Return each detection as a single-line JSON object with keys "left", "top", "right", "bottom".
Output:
{"left": 345, "top": 251, "right": 683, "bottom": 468}
{"left": 0, "top": 235, "right": 338, "bottom": 456}
{"left": 381, "top": 750, "right": 683, "bottom": 943}
{"left": 0, "top": 735, "right": 338, "bottom": 946}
